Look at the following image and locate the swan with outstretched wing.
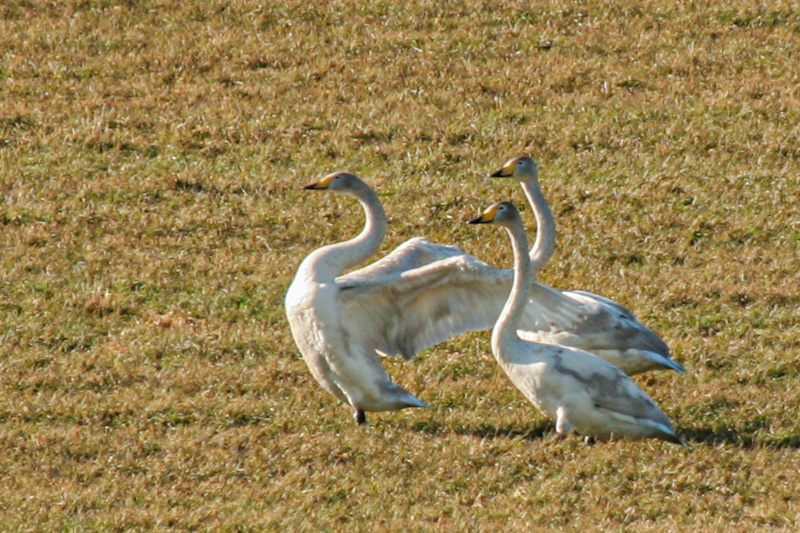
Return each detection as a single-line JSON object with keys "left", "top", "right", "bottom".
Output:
{"left": 285, "top": 172, "right": 551, "bottom": 424}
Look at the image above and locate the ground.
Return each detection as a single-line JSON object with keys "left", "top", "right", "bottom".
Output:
{"left": 1, "top": 1, "right": 799, "bottom": 530}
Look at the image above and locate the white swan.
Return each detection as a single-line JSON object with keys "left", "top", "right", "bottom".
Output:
{"left": 489, "top": 155, "right": 684, "bottom": 375}
{"left": 469, "top": 201, "right": 687, "bottom": 446}
{"left": 285, "top": 172, "right": 533, "bottom": 423}
{"left": 284, "top": 172, "right": 429, "bottom": 424}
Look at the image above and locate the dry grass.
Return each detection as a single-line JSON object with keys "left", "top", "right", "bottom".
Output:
{"left": 1, "top": 0, "right": 799, "bottom": 530}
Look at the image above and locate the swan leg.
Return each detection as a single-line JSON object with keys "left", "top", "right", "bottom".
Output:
{"left": 584, "top": 435, "right": 597, "bottom": 446}
{"left": 354, "top": 408, "right": 366, "bottom": 425}
{"left": 555, "top": 406, "right": 573, "bottom": 437}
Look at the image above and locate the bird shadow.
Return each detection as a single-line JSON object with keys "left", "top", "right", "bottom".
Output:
{"left": 411, "top": 420, "right": 800, "bottom": 449}
{"left": 679, "top": 425, "right": 800, "bottom": 449}
{"left": 411, "top": 419, "right": 553, "bottom": 442}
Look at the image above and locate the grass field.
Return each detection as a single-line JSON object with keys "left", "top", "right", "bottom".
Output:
{"left": 2, "top": 0, "right": 800, "bottom": 530}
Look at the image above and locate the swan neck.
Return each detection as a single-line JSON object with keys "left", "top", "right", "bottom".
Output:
{"left": 491, "top": 219, "right": 532, "bottom": 359}
{"left": 306, "top": 188, "right": 387, "bottom": 281}
{"left": 521, "top": 179, "right": 555, "bottom": 276}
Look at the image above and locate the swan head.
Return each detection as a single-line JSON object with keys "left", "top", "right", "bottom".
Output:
{"left": 468, "top": 201, "right": 521, "bottom": 226}
{"left": 303, "top": 172, "right": 368, "bottom": 197}
{"left": 488, "top": 155, "right": 538, "bottom": 182}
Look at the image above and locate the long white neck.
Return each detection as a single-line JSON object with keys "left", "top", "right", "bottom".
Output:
{"left": 520, "top": 179, "right": 555, "bottom": 276}
{"left": 303, "top": 187, "right": 387, "bottom": 282}
{"left": 491, "top": 218, "right": 532, "bottom": 360}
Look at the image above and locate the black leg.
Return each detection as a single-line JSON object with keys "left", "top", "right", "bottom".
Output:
{"left": 354, "top": 408, "right": 366, "bottom": 425}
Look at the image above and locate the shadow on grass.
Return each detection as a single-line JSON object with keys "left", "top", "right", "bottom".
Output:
{"left": 412, "top": 420, "right": 800, "bottom": 449}
{"left": 412, "top": 419, "right": 553, "bottom": 442}
{"left": 680, "top": 426, "right": 800, "bottom": 449}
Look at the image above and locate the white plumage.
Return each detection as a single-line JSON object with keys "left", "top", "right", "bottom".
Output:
{"left": 284, "top": 172, "right": 429, "bottom": 424}
{"left": 488, "top": 155, "right": 683, "bottom": 375}
{"left": 285, "top": 164, "right": 682, "bottom": 423}
{"left": 469, "top": 201, "right": 687, "bottom": 446}
{"left": 285, "top": 172, "right": 525, "bottom": 423}
{"left": 335, "top": 156, "right": 683, "bottom": 375}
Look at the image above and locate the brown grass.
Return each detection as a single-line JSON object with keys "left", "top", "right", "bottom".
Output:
{"left": 1, "top": 0, "right": 799, "bottom": 530}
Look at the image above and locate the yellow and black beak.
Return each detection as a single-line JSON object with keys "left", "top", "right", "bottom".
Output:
{"left": 303, "top": 173, "right": 336, "bottom": 190}
{"left": 488, "top": 163, "right": 515, "bottom": 178}
{"left": 468, "top": 204, "right": 499, "bottom": 224}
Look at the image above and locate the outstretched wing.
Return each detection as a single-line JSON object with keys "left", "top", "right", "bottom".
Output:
{"left": 336, "top": 237, "right": 671, "bottom": 365}
{"left": 337, "top": 254, "right": 517, "bottom": 359}
{"left": 336, "top": 242, "right": 596, "bottom": 361}
{"left": 337, "top": 237, "right": 467, "bottom": 284}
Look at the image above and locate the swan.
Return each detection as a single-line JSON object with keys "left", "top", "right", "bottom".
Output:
{"left": 284, "top": 172, "right": 430, "bottom": 424}
{"left": 469, "top": 201, "right": 687, "bottom": 446}
{"left": 488, "top": 155, "right": 684, "bottom": 375}
{"left": 285, "top": 171, "right": 532, "bottom": 423}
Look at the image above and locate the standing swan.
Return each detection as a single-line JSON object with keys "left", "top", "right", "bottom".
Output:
{"left": 286, "top": 172, "right": 538, "bottom": 423}
{"left": 489, "top": 156, "right": 684, "bottom": 375}
{"left": 284, "top": 172, "right": 428, "bottom": 424}
{"left": 469, "top": 201, "right": 687, "bottom": 446}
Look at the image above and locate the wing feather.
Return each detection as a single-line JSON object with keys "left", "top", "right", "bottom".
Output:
{"left": 337, "top": 255, "right": 514, "bottom": 359}
{"left": 337, "top": 237, "right": 466, "bottom": 285}
{"left": 334, "top": 239, "right": 671, "bottom": 370}
{"left": 554, "top": 348, "right": 675, "bottom": 428}
{"left": 336, "top": 249, "right": 599, "bottom": 361}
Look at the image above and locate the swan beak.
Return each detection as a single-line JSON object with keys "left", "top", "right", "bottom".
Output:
{"left": 303, "top": 173, "right": 337, "bottom": 190}
{"left": 468, "top": 204, "right": 498, "bottom": 224}
{"left": 488, "top": 163, "right": 515, "bottom": 178}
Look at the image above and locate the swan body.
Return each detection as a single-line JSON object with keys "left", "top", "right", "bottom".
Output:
{"left": 469, "top": 201, "right": 686, "bottom": 446}
{"left": 489, "top": 156, "right": 683, "bottom": 375}
{"left": 285, "top": 172, "right": 429, "bottom": 424}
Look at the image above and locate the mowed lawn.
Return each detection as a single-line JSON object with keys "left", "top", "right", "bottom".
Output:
{"left": 1, "top": 0, "right": 799, "bottom": 530}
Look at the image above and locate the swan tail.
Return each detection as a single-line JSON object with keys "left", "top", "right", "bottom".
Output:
{"left": 640, "top": 350, "right": 685, "bottom": 374}
{"left": 401, "top": 394, "right": 430, "bottom": 409}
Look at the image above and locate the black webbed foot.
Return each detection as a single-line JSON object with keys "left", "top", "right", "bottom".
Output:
{"left": 354, "top": 408, "right": 366, "bottom": 425}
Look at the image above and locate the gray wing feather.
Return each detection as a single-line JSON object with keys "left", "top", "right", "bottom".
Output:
{"left": 337, "top": 237, "right": 466, "bottom": 285}
{"left": 337, "top": 255, "right": 516, "bottom": 359}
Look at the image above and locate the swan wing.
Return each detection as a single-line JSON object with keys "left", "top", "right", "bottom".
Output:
{"left": 337, "top": 254, "right": 520, "bottom": 359}
{"left": 337, "top": 237, "right": 467, "bottom": 284}
{"left": 337, "top": 243, "right": 596, "bottom": 361}
{"left": 559, "top": 291, "right": 671, "bottom": 356}
{"left": 577, "top": 361, "right": 675, "bottom": 428}
{"left": 519, "top": 281, "right": 589, "bottom": 332}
